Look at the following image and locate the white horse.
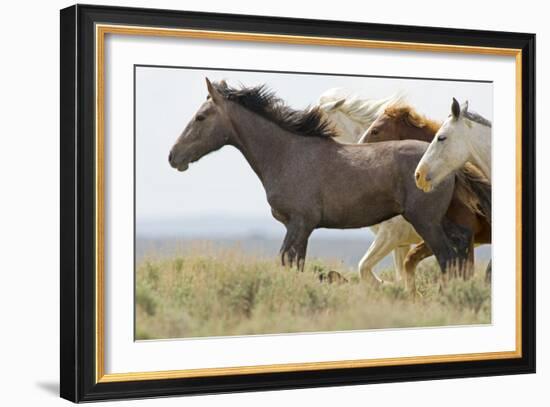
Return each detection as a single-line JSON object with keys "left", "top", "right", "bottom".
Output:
{"left": 415, "top": 98, "right": 492, "bottom": 192}
{"left": 317, "top": 89, "right": 422, "bottom": 283}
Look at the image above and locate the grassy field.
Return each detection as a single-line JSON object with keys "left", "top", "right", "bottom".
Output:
{"left": 135, "top": 245, "right": 491, "bottom": 340}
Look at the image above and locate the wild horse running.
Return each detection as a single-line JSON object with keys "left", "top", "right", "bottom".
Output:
{"left": 169, "top": 79, "right": 488, "bottom": 286}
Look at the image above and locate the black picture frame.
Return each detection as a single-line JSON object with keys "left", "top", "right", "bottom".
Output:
{"left": 60, "top": 4, "right": 535, "bottom": 403}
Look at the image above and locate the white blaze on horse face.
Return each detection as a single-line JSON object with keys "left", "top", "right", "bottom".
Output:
{"left": 415, "top": 116, "right": 471, "bottom": 192}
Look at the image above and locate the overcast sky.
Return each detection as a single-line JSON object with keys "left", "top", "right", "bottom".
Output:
{"left": 135, "top": 66, "right": 492, "bottom": 237}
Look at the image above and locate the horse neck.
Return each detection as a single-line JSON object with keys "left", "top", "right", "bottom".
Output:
{"left": 401, "top": 123, "right": 438, "bottom": 142}
{"left": 224, "top": 103, "right": 295, "bottom": 182}
{"left": 466, "top": 123, "right": 492, "bottom": 178}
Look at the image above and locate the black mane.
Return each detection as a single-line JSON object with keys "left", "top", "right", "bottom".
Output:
{"left": 214, "top": 82, "right": 339, "bottom": 139}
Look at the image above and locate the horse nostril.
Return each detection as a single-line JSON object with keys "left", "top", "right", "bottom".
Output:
{"left": 168, "top": 152, "right": 173, "bottom": 163}
{"left": 415, "top": 172, "right": 420, "bottom": 180}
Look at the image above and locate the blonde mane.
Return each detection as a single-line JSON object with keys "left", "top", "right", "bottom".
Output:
{"left": 384, "top": 103, "right": 442, "bottom": 135}
{"left": 318, "top": 88, "right": 406, "bottom": 129}
{"left": 454, "top": 162, "right": 492, "bottom": 219}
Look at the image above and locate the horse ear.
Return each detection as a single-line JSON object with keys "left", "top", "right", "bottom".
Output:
{"left": 451, "top": 97, "right": 460, "bottom": 119}
{"left": 322, "top": 98, "right": 346, "bottom": 111}
{"left": 461, "top": 100, "right": 469, "bottom": 113}
{"left": 206, "top": 77, "right": 223, "bottom": 105}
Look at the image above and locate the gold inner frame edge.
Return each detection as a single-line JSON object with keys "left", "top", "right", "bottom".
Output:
{"left": 94, "top": 23, "right": 523, "bottom": 383}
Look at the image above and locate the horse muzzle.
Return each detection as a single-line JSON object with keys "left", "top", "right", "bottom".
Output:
{"left": 415, "top": 166, "right": 433, "bottom": 192}
{"left": 168, "top": 151, "right": 190, "bottom": 172}
{"left": 176, "top": 162, "right": 189, "bottom": 172}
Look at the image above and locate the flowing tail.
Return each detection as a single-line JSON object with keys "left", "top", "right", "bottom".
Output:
{"left": 454, "top": 162, "right": 492, "bottom": 222}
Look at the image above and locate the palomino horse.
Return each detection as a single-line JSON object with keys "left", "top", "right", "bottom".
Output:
{"left": 360, "top": 103, "right": 491, "bottom": 291}
{"left": 415, "top": 98, "right": 492, "bottom": 192}
{"left": 317, "top": 90, "right": 412, "bottom": 283}
{"left": 169, "top": 79, "right": 482, "bottom": 278}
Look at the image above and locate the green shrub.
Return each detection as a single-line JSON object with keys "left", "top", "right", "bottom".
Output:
{"left": 134, "top": 249, "right": 491, "bottom": 340}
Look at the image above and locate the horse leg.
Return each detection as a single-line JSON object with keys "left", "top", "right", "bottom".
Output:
{"left": 441, "top": 217, "right": 474, "bottom": 279}
{"left": 280, "top": 219, "right": 313, "bottom": 271}
{"left": 402, "top": 216, "right": 463, "bottom": 283}
{"left": 295, "top": 236, "right": 310, "bottom": 272}
{"left": 392, "top": 246, "right": 410, "bottom": 283}
{"left": 450, "top": 228, "right": 475, "bottom": 280}
{"left": 279, "top": 227, "right": 296, "bottom": 267}
{"left": 403, "top": 242, "right": 433, "bottom": 294}
{"left": 358, "top": 227, "right": 397, "bottom": 284}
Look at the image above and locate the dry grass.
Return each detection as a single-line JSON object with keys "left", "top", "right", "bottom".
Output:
{"left": 135, "top": 245, "right": 491, "bottom": 340}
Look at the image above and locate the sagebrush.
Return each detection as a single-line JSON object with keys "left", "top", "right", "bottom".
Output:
{"left": 135, "top": 246, "right": 490, "bottom": 340}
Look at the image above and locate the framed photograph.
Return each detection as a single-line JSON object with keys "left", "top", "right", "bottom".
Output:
{"left": 60, "top": 4, "right": 535, "bottom": 402}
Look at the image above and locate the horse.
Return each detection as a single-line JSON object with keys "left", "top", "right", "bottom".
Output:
{"left": 415, "top": 98, "right": 492, "bottom": 193}
{"left": 317, "top": 88, "right": 404, "bottom": 143}
{"left": 169, "top": 79, "right": 480, "bottom": 279}
{"left": 317, "top": 90, "right": 413, "bottom": 283}
{"left": 360, "top": 103, "right": 492, "bottom": 290}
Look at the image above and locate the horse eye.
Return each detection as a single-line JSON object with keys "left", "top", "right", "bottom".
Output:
{"left": 196, "top": 114, "right": 205, "bottom": 122}
{"left": 371, "top": 129, "right": 378, "bottom": 135}
{"left": 437, "top": 135, "right": 447, "bottom": 142}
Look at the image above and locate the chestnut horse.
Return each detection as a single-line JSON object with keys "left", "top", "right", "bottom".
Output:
{"left": 360, "top": 103, "right": 491, "bottom": 290}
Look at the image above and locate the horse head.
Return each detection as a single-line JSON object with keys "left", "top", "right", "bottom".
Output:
{"left": 169, "top": 78, "right": 233, "bottom": 172}
{"left": 415, "top": 98, "right": 472, "bottom": 192}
